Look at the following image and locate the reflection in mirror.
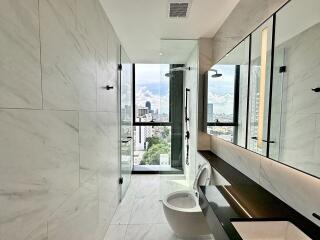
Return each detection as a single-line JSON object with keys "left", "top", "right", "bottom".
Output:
{"left": 206, "top": 37, "right": 250, "bottom": 147}
{"left": 247, "top": 18, "right": 273, "bottom": 155}
{"left": 270, "top": 0, "right": 320, "bottom": 177}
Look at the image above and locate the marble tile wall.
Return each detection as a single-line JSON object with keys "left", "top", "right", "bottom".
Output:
{"left": 210, "top": 135, "right": 320, "bottom": 227}
{"left": 0, "top": 0, "right": 121, "bottom": 239}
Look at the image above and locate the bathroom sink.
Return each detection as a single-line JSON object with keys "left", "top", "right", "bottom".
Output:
{"left": 232, "top": 221, "right": 311, "bottom": 240}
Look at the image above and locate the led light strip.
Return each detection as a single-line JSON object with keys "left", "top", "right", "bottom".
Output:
{"left": 222, "top": 186, "right": 253, "bottom": 218}
{"left": 257, "top": 27, "right": 268, "bottom": 149}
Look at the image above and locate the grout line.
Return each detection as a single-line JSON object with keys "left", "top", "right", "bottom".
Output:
{"left": 78, "top": 111, "right": 81, "bottom": 187}
{"left": 37, "top": 0, "right": 44, "bottom": 110}
{"left": 0, "top": 107, "right": 118, "bottom": 113}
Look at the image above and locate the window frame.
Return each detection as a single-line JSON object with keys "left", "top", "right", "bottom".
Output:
{"left": 206, "top": 65, "right": 240, "bottom": 143}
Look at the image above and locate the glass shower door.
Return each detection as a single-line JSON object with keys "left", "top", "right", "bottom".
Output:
{"left": 120, "top": 47, "right": 133, "bottom": 199}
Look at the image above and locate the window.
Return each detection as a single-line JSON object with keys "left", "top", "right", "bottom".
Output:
{"left": 134, "top": 64, "right": 170, "bottom": 123}
{"left": 133, "top": 64, "right": 183, "bottom": 172}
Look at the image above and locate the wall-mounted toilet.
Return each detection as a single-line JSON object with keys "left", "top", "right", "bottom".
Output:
{"left": 162, "top": 164, "right": 212, "bottom": 238}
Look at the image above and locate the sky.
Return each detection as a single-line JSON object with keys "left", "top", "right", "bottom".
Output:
{"left": 135, "top": 64, "right": 170, "bottom": 115}
{"left": 208, "top": 64, "right": 235, "bottom": 115}
{"left": 135, "top": 64, "right": 236, "bottom": 116}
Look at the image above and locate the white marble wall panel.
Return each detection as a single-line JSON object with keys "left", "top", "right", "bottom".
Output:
{"left": 107, "top": 26, "right": 121, "bottom": 72}
{"left": 280, "top": 23, "right": 320, "bottom": 115}
{"left": 0, "top": 0, "right": 42, "bottom": 109}
{"left": 279, "top": 113, "right": 317, "bottom": 175}
{"left": 40, "top": 0, "right": 97, "bottom": 111}
{"left": 97, "top": 62, "right": 119, "bottom": 112}
{"left": 0, "top": 109, "right": 79, "bottom": 240}
{"left": 260, "top": 156, "right": 320, "bottom": 226}
{"left": 79, "top": 112, "right": 118, "bottom": 183}
{"left": 25, "top": 222, "right": 48, "bottom": 240}
{"left": 210, "top": 136, "right": 261, "bottom": 183}
{"left": 76, "top": 0, "right": 109, "bottom": 62}
{"left": 48, "top": 175, "right": 99, "bottom": 240}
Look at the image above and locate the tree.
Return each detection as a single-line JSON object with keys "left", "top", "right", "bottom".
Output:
{"left": 145, "top": 136, "right": 162, "bottom": 150}
{"left": 142, "top": 142, "right": 170, "bottom": 165}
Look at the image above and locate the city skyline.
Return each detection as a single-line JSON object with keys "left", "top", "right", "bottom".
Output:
{"left": 135, "top": 64, "right": 170, "bottom": 116}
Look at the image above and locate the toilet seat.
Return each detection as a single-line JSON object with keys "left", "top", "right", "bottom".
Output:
{"left": 163, "top": 163, "right": 211, "bottom": 212}
{"left": 163, "top": 190, "right": 201, "bottom": 213}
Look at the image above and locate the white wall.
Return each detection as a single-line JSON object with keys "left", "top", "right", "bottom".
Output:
{"left": 0, "top": 0, "right": 122, "bottom": 239}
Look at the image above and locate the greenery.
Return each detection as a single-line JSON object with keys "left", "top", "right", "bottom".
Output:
{"left": 140, "top": 127, "right": 171, "bottom": 165}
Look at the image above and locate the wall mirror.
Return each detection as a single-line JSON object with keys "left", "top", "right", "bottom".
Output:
{"left": 269, "top": 0, "right": 320, "bottom": 177}
{"left": 205, "top": 0, "right": 320, "bottom": 179}
{"left": 205, "top": 37, "right": 250, "bottom": 148}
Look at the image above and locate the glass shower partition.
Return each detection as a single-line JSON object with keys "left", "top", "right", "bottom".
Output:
{"left": 120, "top": 46, "right": 133, "bottom": 200}
{"left": 159, "top": 40, "right": 199, "bottom": 200}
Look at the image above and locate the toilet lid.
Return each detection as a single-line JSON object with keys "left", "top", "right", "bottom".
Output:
{"left": 193, "top": 163, "right": 211, "bottom": 191}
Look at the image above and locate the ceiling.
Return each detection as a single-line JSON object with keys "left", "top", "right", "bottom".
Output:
{"left": 99, "top": 0, "right": 239, "bottom": 63}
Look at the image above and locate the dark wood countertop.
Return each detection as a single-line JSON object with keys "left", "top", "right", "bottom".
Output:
{"left": 198, "top": 150, "right": 320, "bottom": 240}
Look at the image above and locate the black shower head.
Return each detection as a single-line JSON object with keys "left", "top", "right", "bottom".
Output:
{"left": 211, "top": 69, "right": 222, "bottom": 78}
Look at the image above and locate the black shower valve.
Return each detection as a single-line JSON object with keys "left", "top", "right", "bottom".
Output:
{"left": 311, "top": 87, "right": 320, "bottom": 92}
{"left": 104, "top": 85, "right": 114, "bottom": 90}
{"left": 185, "top": 131, "right": 190, "bottom": 139}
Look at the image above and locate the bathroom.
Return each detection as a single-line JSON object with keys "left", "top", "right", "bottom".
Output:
{"left": 0, "top": 0, "right": 320, "bottom": 239}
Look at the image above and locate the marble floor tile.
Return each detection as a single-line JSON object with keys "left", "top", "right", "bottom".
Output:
{"left": 125, "top": 224, "right": 176, "bottom": 240}
{"left": 111, "top": 195, "right": 135, "bottom": 225}
{"left": 105, "top": 174, "right": 215, "bottom": 240}
{"left": 104, "top": 224, "right": 127, "bottom": 240}
{"left": 129, "top": 197, "right": 166, "bottom": 225}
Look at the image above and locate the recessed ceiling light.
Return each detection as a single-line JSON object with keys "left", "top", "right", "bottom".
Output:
{"left": 159, "top": 52, "right": 163, "bottom": 56}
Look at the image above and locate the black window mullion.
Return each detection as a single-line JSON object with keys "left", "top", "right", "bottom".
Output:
{"left": 266, "top": 15, "right": 277, "bottom": 158}
{"left": 245, "top": 34, "right": 252, "bottom": 149}
{"left": 233, "top": 65, "right": 240, "bottom": 144}
{"left": 132, "top": 64, "right": 136, "bottom": 123}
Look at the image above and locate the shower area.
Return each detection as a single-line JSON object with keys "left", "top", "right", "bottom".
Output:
{"left": 159, "top": 39, "right": 200, "bottom": 200}
{"left": 127, "top": 39, "right": 200, "bottom": 200}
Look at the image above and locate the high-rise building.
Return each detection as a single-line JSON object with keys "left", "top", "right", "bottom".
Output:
{"left": 138, "top": 107, "right": 148, "bottom": 117}
{"left": 145, "top": 101, "right": 151, "bottom": 112}
{"left": 207, "top": 103, "right": 214, "bottom": 122}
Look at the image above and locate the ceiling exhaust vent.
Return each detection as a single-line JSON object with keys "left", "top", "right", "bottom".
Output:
{"left": 168, "top": 0, "right": 191, "bottom": 18}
